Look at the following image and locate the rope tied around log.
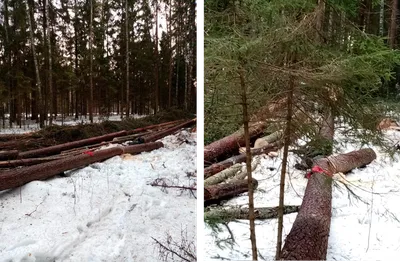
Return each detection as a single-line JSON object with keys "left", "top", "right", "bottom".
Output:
{"left": 305, "top": 165, "right": 333, "bottom": 179}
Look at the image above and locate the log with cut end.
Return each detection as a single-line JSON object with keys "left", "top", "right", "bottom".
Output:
{"left": 18, "top": 130, "right": 128, "bottom": 158}
{"left": 204, "top": 98, "right": 289, "bottom": 162}
{"left": 0, "top": 142, "right": 163, "bottom": 191}
{"left": 0, "top": 150, "right": 19, "bottom": 161}
{"left": 143, "top": 118, "right": 196, "bottom": 142}
{"left": 204, "top": 121, "right": 267, "bottom": 163}
{"left": 204, "top": 178, "right": 258, "bottom": 202}
{"left": 204, "top": 143, "right": 279, "bottom": 179}
{"left": 205, "top": 205, "right": 300, "bottom": 223}
{"left": 280, "top": 148, "right": 377, "bottom": 260}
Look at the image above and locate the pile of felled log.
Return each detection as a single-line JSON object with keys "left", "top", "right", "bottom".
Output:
{"left": 0, "top": 118, "right": 196, "bottom": 191}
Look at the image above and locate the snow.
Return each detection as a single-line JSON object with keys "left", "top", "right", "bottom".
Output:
{"left": 204, "top": 128, "right": 400, "bottom": 261}
{"left": 0, "top": 130, "right": 196, "bottom": 262}
{"left": 0, "top": 114, "right": 146, "bottom": 134}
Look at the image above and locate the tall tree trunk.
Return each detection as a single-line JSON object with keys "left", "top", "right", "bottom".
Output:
{"left": 45, "top": 0, "right": 54, "bottom": 125}
{"left": 89, "top": 0, "right": 94, "bottom": 123}
{"left": 3, "top": 0, "right": 12, "bottom": 125}
{"left": 168, "top": 0, "right": 173, "bottom": 107}
{"left": 275, "top": 74, "right": 295, "bottom": 260}
{"left": 154, "top": 0, "right": 159, "bottom": 114}
{"left": 239, "top": 69, "right": 258, "bottom": 260}
{"left": 389, "top": 0, "right": 398, "bottom": 48}
{"left": 74, "top": 0, "right": 79, "bottom": 120}
{"left": 125, "top": 0, "right": 130, "bottom": 118}
{"left": 27, "top": 0, "right": 44, "bottom": 128}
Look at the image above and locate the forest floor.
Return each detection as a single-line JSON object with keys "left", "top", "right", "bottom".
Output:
{"left": 0, "top": 127, "right": 197, "bottom": 261}
{"left": 204, "top": 127, "right": 400, "bottom": 261}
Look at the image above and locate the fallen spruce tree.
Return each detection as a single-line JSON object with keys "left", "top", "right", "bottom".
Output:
{"left": 0, "top": 142, "right": 163, "bottom": 191}
{"left": 280, "top": 148, "right": 377, "bottom": 260}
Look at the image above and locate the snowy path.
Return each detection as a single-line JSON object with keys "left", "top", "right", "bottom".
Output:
{"left": 0, "top": 131, "right": 196, "bottom": 262}
{"left": 204, "top": 129, "right": 400, "bottom": 261}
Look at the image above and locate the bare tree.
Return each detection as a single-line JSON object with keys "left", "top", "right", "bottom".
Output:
{"left": 27, "top": 0, "right": 44, "bottom": 128}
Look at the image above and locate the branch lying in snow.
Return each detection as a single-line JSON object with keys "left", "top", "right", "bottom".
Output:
{"left": 152, "top": 229, "right": 196, "bottom": 262}
{"left": 149, "top": 178, "right": 197, "bottom": 198}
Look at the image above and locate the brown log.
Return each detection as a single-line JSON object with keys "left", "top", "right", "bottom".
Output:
{"left": 204, "top": 121, "right": 267, "bottom": 163}
{"left": 0, "top": 133, "right": 34, "bottom": 141}
{"left": 0, "top": 142, "right": 164, "bottom": 191}
{"left": 0, "top": 147, "right": 122, "bottom": 191}
{"left": 126, "top": 119, "right": 185, "bottom": 135}
{"left": 204, "top": 178, "right": 258, "bottom": 202}
{"left": 18, "top": 130, "right": 128, "bottom": 158}
{"left": 280, "top": 171, "right": 332, "bottom": 260}
{"left": 281, "top": 148, "right": 377, "bottom": 260}
{"left": 0, "top": 150, "right": 19, "bottom": 161}
{"left": 204, "top": 142, "right": 279, "bottom": 179}
{"left": 143, "top": 118, "right": 196, "bottom": 142}
{"left": 122, "top": 141, "right": 163, "bottom": 154}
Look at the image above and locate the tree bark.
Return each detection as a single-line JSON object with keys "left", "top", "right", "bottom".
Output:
{"left": 18, "top": 130, "right": 127, "bottom": 158}
{"left": 89, "top": 0, "right": 94, "bottom": 123}
{"left": 204, "top": 142, "right": 279, "bottom": 179}
{"left": 143, "top": 118, "right": 196, "bottom": 142}
{"left": 205, "top": 205, "right": 300, "bottom": 223}
{"left": 0, "top": 142, "right": 163, "bottom": 191}
{"left": 280, "top": 148, "right": 377, "bottom": 260}
{"left": 204, "top": 178, "right": 258, "bottom": 202}
{"left": 389, "top": 0, "right": 398, "bottom": 48}
{"left": 0, "top": 151, "right": 19, "bottom": 161}
{"left": 27, "top": 0, "right": 44, "bottom": 128}
{"left": 204, "top": 98, "right": 287, "bottom": 162}
{"left": 125, "top": 0, "right": 130, "bottom": 118}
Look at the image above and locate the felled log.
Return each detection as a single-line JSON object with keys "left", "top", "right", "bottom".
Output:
{"left": 0, "top": 150, "right": 19, "bottom": 161}
{"left": 0, "top": 157, "right": 62, "bottom": 168}
{"left": 242, "top": 130, "right": 283, "bottom": 153}
{"left": 0, "top": 142, "right": 163, "bottom": 191}
{"left": 204, "top": 178, "right": 258, "bottom": 202}
{"left": 280, "top": 148, "right": 377, "bottom": 260}
{"left": 204, "top": 142, "right": 279, "bottom": 179}
{"left": 126, "top": 119, "right": 185, "bottom": 135}
{"left": 18, "top": 130, "right": 127, "bottom": 158}
{"left": 205, "top": 205, "right": 300, "bottom": 223}
{"left": 204, "top": 121, "right": 267, "bottom": 163}
{"left": 143, "top": 118, "right": 196, "bottom": 142}
{"left": 112, "top": 131, "right": 151, "bottom": 142}
{"left": 204, "top": 164, "right": 243, "bottom": 186}
{"left": 123, "top": 141, "right": 163, "bottom": 154}
{"left": 0, "top": 133, "right": 34, "bottom": 141}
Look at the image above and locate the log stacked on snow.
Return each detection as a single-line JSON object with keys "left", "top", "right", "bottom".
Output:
{"left": 18, "top": 130, "right": 128, "bottom": 159}
{"left": 143, "top": 118, "right": 196, "bottom": 142}
{"left": 0, "top": 142, "right": 163, "bottom": 191}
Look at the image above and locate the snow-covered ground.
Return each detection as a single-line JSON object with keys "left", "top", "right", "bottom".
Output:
{"left": 0, "top": 130, "right": 196, "bottom": 261}
{"left": 204, "top": 128, "right": 400, "bottom": 261}
{"left": 0, "top": 114, "right": 146, "bottom": 134}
